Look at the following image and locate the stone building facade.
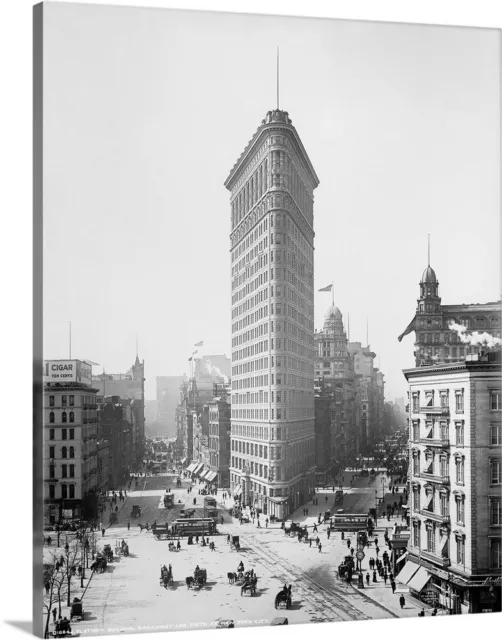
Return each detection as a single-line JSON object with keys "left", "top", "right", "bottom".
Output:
{"left": 402, "top": 352, "right": 501, "bottom": 613}
{"left": 314, "top": 305, "right": 359, "bottom": 477}
{"left": 225, "top": 109, "right": 319, "bottom": 519}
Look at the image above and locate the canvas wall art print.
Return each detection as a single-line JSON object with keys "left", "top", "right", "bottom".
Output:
{"left": 33, "top": 2, "right": 502, "bottom": 638}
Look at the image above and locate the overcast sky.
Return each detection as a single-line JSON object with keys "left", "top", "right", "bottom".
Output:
{"left": 43, "top": 3, "right": 500, "bottom": 400}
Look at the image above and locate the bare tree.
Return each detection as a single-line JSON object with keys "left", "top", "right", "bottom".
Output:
{"left": 59, "top": 539, "right": 83, "bottom": 606}
{"left": 42, "top": 549, "right": 67, "bottom": 639}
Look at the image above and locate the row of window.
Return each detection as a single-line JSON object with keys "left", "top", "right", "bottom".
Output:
{"left": 49, "top": 411, "right": 75, "bottom": 423}
{"left": 48, "top": 445, "right": 75, "bottom": 459}
{"left": 412, "top": 419, "right": 501, "bottom": 446}
{"left": 48, "top": 464, "right": 76, "bottom": 479}
{"left": 48, "top": 428, "right": 75, "bottom": 440}
{"left": 48, "top": 394, "right": 97, "bottom": 407}
{"left": 412, "top": 522, "right": 501, "bottom": 569}
{"left": 48, "top": 484, "right": 75, "bottom": 499}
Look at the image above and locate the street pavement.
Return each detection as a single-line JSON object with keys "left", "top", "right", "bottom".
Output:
{"left": 44, "top": 471, "right": 428, "bottom": 636}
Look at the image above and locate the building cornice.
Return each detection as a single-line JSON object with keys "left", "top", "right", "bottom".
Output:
{"left": 224, "top": 114, "right": 320, "bottom": 191}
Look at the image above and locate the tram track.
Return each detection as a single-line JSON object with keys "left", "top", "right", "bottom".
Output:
{"left": 228, "top": 524, "right": 398, "bottom": 622}
{"left": 226, "top": 525, "right": 362, "bottom": 622}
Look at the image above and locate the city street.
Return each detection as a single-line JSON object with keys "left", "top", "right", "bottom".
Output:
{"left": 45, "top": 471, "right": 424, "bottom": 636}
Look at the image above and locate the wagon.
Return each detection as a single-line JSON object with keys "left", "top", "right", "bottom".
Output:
{"left": 131, "top": 505, "right": 141, "bottom": 518}
{"left": 70, "top": 598, "right": 83, "bottom": 622}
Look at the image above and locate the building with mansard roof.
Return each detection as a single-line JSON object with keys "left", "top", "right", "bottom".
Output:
{"left": 398, "top": 263, "right": 501, "bottom": 366}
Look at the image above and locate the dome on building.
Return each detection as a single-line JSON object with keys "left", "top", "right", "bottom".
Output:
{"left": 324, "top": 304, "right": 342, "bottom": 320}
{"left": 421, "top": 265, "right": 438, "bottom": 284}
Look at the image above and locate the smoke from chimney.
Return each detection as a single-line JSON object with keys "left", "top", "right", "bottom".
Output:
{"left": 448, "top": 322, "right": 501, "bottom": 348}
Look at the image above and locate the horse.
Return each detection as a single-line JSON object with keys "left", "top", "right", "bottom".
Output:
{"left": 138, "top": 524, "right": 149, "bottom": 533}
{"left": 185, "top": 576, "right": 194, "bottom": 589}
{"left": 227, "top": 572, "right": 237, "bottom": 584}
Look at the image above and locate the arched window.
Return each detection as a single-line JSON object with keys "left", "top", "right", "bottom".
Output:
{"left": 49, "top": 412, "right": 55, "bottom": 424}
{"left": 69, "top": 411, "right": 75, "bottom": 423}
{"left": 62, "top": 411, "right": 67, "bottom": 423}
{"left": 475, "top": 317, "right": 486, "bottom": 329}
{"left": 490, "top": 316, "right": 499, "bottom": 327}
{"left": 69, "top": 446, "right": 75, "bottom": 458}
{"left": 61, "top": 446, "right": 67, "bottom": 459}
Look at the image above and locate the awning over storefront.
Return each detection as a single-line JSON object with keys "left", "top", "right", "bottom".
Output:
{"left": 407, "top": 566, "right": 430, "bottom": 593}
{"left": 233, "top": 486, "right": 242, "bottom": 496}
{"left": 396, "top": 552, "right": 408, "bottom": 565}
{"left": 180, "top": 458, "right": 188, "bottom": 466}
{"left": 396, "top": 560, "right": 420, "bottom": 585}
{"left": 268, "top": 496, "right": 288, "bottom": 504}
{"left": 200, "top": 469, "right": 210, "bottom": 479}
{"left": 193, "top": 464, "right": 205, "bottom": 476}
{"left": 206, "top": 471, "right": 217, "bottom": 482}
{"left": 187, "top": 462, "right": 197, "bottom": 473}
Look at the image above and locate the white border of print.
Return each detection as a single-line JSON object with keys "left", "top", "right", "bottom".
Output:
{"left": 0, "top": 2, "right": 500, "bottom": 640}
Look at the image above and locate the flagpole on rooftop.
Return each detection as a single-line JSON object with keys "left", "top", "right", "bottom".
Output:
{"left": 332, "top": 282, "right": 334, "bottom": 307}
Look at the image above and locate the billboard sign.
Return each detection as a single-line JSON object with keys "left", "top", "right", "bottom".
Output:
{"left": 44, "top": 360, "right": 92, "bottom": 385}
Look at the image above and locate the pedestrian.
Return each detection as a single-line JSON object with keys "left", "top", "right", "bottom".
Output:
{"left": 366, "top": 572, "right": 370, "bottom": 586}
{"left": 350, "top": 547, "right": 354, "bottom": 556}
{"left": 47, "top": 536, "right": 52, "bottom": 546}
{"left": 102, "top": 528, "right": 105, "bottom": 537}
{"left": 376, "top": 545, "right": 380, "bottom": 556}
{"left": 309, "top": 538, "right": 312, "bottom": 548}
{"left": 392, "top": 580, "right": 397, "bottom": 595}
{"left": 341, "top": 531, "right": 345, "bottom": 541}
{"left": 45, "top": 581, "right": 50, "bottom": 595}
{"left": 177, "top": 540, "right": 181, "bottom": 550}
{"left": 327, "top": 529, "right": 330, "bottom": 540}
{"left": 383, "top": 571, "right": 388, "bottom": 585}
{"left": 313, "top": 523, "right": 318, "bottom": 533}
{"left": 316, "top": 536, "right": 320, "bottom": 546}
{"left": 127, "top": 522, "right": 130, "bottom": 531}
{"left": 418, "top": 609, "right": 425, "bottom": 617}
{"left": 318, "top": 542, "right": 322, "bottom": 553}
{"left": 266, "top": 518, "right": 269, "bottom": 528}
{"left": 52, "top": 607, "right": 57, "bottom": 622}
{"left": 373, "top": 570, "right": 377, "bottom": 583}
{"left": 325, "top": 495, "right": 328, "bottom": 503}
{"left": 347, "top": 539, "right": 351, "bottom": 549}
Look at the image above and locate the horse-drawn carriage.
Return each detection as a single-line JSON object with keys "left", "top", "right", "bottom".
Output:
{"left": 53, "top": 617, "right": 72, "bottom": 637}
{"left": 91, "top": 554, "right": 107, "bottom": 573}
{"left": 70, "top": 598, "right": 83, "bottom": 622}
{"left": 160, "top": 565, "right": 174, "bottom": 588}
{"left": 103, "top": 544, "right": 114, "bottom": 562}
{"left": 131, "top": 505, "right": 141, "bottom": 518}
{"left": 284, "top": 522, "right": 304, "bottom": 538}
{"left": 274, "top": 589, "right": 292, "bottom": 610}
{"left": 240, "top": 575, "right": 258, "bottom": 597}
{"left": 186, "top": 566, "right": 207, "bottom": 590}
{"left": 338, "top": 555, "right": 355, "bottom": 582}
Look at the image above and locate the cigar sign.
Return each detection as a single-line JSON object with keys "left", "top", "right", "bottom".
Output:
{"left": 44, "top": 360, "right": 92, "bottom": 386}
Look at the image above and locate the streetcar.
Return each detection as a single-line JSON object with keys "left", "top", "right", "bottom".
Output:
{"left": 171, "top": 517, "right": 217, "bottom": 536}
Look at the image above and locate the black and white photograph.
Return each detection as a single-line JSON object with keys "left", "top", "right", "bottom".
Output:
{"left": 25, "top": 0, "right": 502, "bottom": 637}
